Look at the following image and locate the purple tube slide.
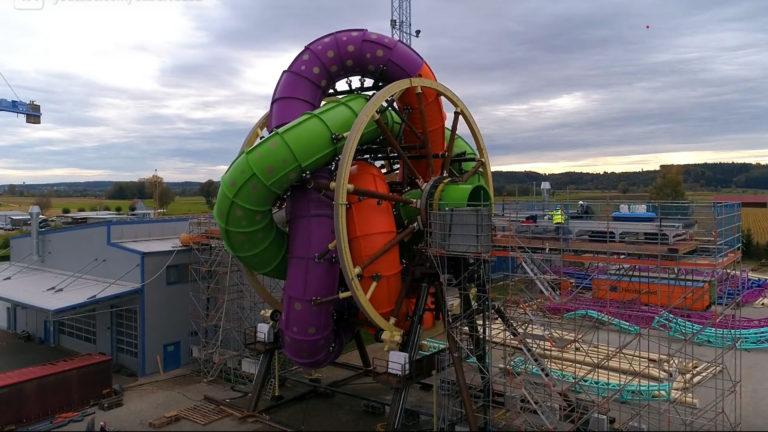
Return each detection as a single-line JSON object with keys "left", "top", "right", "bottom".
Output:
{"left": 269, "top": 28, "right": 426, "bottom": 131}
{"left": 280, "top": 169, "right": 352, "bottom": 368}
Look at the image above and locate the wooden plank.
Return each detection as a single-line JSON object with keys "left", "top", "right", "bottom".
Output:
{"left": 149, "top": 414, "right": 180, "bottom": 429}
{"left": 177, "top": 403, "right": 230, "bottom": 426}
{"left": 493, "top": 235, "right": 699, "bottom": 256}
{"left": 503, "top": 359, "right": 699, "bottom": 408}
{"left": 559, "top": 252, "right": 740, "bottom": 270}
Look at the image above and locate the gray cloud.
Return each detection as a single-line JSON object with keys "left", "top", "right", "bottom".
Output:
{"left": 1, "top": 0, "right": 767, "bottom": 182}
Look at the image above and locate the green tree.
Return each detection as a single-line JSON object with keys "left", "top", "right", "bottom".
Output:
{"left": 742, "top": 229, "right": 755, "bottom": 259}
{"left": 157, "top": 185, "right": 176, "bottom": 211}
{"left": 77, "top": 207, "right": 86, "bottom": 212}
{"left": 649, "top": 165, "right": 687, "bottom": 201}
{"left": 62, "top": 207, "right": 71, "bottom": 214}
{"left": 618, "top": 182, "right": 630, "bottom": 194}
{"left": 199, "top": 179, "right": 219, "bottom": 210}
{"left": 115, "top": 205, "right": 123, "bottom": 213}
{"left": 756, "top": 242, "right": 767, "bottom": 262}
{"left": 143, "top": 172, "right": 176, "bottom": 212}
{"left": 32, "top": 195, "right": 53, "bottom": 214}
{"left": 6, "top": 184, "right": 18, "bottom": 196}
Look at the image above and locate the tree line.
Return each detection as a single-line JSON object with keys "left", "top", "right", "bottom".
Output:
{"left": 492, "top": 162, "right": 768, "bottom": 196}
{"left": 105, "top": 175, "right": 177, "bottom": 210}
{"left": 2, "top": 162, "right": 765, "bottom": 201}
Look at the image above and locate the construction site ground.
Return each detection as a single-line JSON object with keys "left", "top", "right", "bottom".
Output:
{"left": 2, "top": 319, "right": 765, "bottom": 430}
{"left": 53, "top": 343, "right": 435, "bottom": 431}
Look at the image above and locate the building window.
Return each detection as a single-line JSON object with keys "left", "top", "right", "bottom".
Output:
{"left": 166, "top": 264, "right": 188, "bottom": 285}
{"left": 58, "top": 311, "right": 96, "bottom": 345}
{"left": 114, "top": 308, "right": 139, "bottom": 358}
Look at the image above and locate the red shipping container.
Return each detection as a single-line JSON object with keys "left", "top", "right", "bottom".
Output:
{"left": 0, "top": 353, "right": 112, "bottom": 427}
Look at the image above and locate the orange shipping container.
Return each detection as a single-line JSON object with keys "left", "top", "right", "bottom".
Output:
{"left": 592, "top": 277, "right": 710, "bottom": 312}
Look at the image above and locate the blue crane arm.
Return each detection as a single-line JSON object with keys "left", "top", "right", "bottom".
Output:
{"left": 0, "top": 99, "right": 41, "bottom": 124}
{"left": 0, "top": 98, "right": 40, "bottom": 115}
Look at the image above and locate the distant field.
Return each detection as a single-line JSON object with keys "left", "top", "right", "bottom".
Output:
{"left": 743, "top": 207, "right": 768, "bottom": 244}
{"left": 0, "top": 196, "right": 209, "bottom": 216}
{"left": 164, "top": 196, "right": 209, "bottom": 215}
{"left": 495, "top": 190, "right": 765, "bottom": 204}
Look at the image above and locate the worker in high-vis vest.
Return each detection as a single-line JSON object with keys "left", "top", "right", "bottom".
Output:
{"left": 551, "top": 207, "right": 566, "bottom": 225}
{"left": 549, "top": 206, "right": 568, "bottom": 241}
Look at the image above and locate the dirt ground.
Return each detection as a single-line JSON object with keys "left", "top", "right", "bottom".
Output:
{"left": 0, "top": 330, "right": 73, "bottom": 372}
{"left": 3, "top": 326, "right": 768, "bottom": 430}
{"left": 55, "top": 345, "right": 435, "bottom": 431}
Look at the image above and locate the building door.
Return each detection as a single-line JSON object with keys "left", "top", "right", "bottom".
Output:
{"left": 43, "top": 320, "right": 50, "bottom": 344}
{"left": 162, "top": 341, "right": 181, "bottom": 372}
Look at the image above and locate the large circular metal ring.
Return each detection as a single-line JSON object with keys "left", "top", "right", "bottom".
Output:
{"left": 333, "top": 78, "right": 493, "bottom": 336}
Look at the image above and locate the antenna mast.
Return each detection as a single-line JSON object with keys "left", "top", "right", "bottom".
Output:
{"left": 390, "top": 0, "right": 419, "bottom": 46}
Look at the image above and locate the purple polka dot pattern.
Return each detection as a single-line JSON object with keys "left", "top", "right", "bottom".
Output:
{"left": 268, "top": 28, "right": 427, "bottom": 130}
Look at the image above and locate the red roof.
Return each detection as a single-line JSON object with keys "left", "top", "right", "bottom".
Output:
{"left": 0, "top": 353, "right": 111, "bottom": 388}
{"left": 713, "top": 194, "right": 768, "bottom": 204}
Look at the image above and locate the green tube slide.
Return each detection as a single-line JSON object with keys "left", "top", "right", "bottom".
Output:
{"left": 436, "top": 183, "right": 492, "bottom": 210}
{"left": 395, "top": 130, "right": 491, "bottom": 226}
{"left": 437, "top": 131, "right": 491, "bottom": 210}
{"left": 449, "top": 131, "right": 485, "bottom": 186}
{"left": 214, "top": 94, "right": 398, "bottom": 279}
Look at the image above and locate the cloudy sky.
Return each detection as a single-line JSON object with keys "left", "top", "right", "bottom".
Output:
{"left": 1, "top": 0, "right": 767, "bottom": 182}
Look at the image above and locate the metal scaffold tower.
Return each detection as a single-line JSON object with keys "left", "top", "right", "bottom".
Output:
{"left": 416, "top": 200, "right": 746, "bottom": 430}
{"left": 477, "top": 200, "right": 744, "bottom": 430}
{"left": 423, "top": 203, "right": 495, "bottom": 430}
{"left": 187, "top": 216, "right": 282, "bottom": 385}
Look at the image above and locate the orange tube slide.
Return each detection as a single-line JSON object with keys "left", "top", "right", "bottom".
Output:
{"left": 398, "top": 63, "right": 446, "bottom": 179}
{"left": 347, "top": 162, "right": 402, "bottom": 318}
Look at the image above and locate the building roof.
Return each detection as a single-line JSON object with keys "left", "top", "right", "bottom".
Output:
{"left": 114, "top": 237, "right": 187, "bottom": 253}
{"left": 0, "top": 263, "right": 139, "bottom": 313}
{"left": 65, "top": 211, "right": 118, "bottom": 217}
{"left": 713, "top": 194, "right": 768, "bottom": 204}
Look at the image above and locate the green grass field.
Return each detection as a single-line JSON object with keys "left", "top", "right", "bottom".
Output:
{"left": 0, "top": 230, "right": 21, "bottom": 261}
{"left": 0, "top": 196, "right": 209, "bottom": 216}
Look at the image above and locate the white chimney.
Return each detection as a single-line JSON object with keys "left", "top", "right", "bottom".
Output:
{"left": 29, "top": 205, "right": 41, "bottom": 259}
{"left": 540, "top": 182, "right": 552, "bottom": 203}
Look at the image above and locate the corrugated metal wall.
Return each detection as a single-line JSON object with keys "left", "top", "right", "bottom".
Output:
{"left": 142, "top": 250, "right": 194, "bottom": 375}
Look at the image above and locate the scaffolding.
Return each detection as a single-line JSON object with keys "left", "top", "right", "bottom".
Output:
{"left": 425, "top": 200, "right": 744, "bottom": 430}
{"left": 188, "top": 216, "right": 284, "bottom": 386}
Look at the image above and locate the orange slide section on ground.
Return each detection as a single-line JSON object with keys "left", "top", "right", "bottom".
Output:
{"left": 592, "top": 278, "right": 711, "bottom": 312}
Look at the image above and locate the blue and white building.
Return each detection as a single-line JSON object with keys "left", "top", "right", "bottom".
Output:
{"left": 0, "top": 218, "right": 195, "bottom": 376}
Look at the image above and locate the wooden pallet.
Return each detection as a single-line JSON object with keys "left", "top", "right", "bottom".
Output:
{"left": 177, "top": 403, "right": 230, "bottom": 425}
{"left": 148, "top": 413, "right": 180, "bottom": 429}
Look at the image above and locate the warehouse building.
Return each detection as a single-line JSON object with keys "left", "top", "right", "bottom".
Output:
{"left": 0, "top": 218, "right": 194, "bottom": 376}
{"left": 714, "top": 194, "right": 768, "bottom": 208}
{"left": 0, "top": 210, "right": 28, "bottom": 229}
